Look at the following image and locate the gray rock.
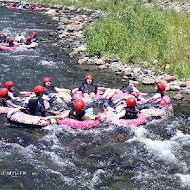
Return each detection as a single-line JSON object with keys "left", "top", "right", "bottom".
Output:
{"left": 49, "top": 32, "right": 58, "bottom": 37}
{"left": 179, "top": 81, "right": 190, "bottom": 87}
{"left": 99, "top": 65, "right": 107, "bottom": 70}
{"left": 142, "top": 78, "right": 155, "bottom": 85}
{"left": 123, "top": 70, "right": 132, "bottom": 77}
{"left": 116, "top": 71, "right": 122, "bottom": 75}
{"left": 51, "top": 17, "right": 59, "bottom": 21}
{"left": 170, "top": 85, "right": 181, "bottom": 91}
{"left": 45, "top": 9, "right": 58, "bottom": 16}
{"left": 78, "top": 57, "right": 88, "bottom": 65}
{"left": 163, "top": 75, "right": 177, "bottom": 82}
{"left": 94, "top": 58, "right": 105, "bottom": 65}
{"left": 173, "top": 94, "right": 184, "bottom": 100}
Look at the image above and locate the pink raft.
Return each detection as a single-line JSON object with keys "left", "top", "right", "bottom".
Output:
{"left": 0, "top": 43, "right": 38, "bottom": 50}
{"left": 103, "top": 112, "right": 147, "bottom": 127}
{"left": 0, "top": 107, "right": 17, "bottom": 114}
{"left": 58, "top": 118, "right": 101, "bottom": 129}
{"left": 119, "top": 114, "right": 147, "bottom": 127}
{"left": 72, "top": 90, "right": 104, "bottom": 101}
{"left": 162, "top": 95, "right": 171, "bottom": 104}
{"left": 7, "top": 110, "right": 51, "bottom": 127}
{"left": 0, "top": 43, "right": 18, "bottom": 50}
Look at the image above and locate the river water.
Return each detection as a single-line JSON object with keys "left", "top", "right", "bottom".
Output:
{"left": 0, "top": 6, "right": 190, "bottom": 190}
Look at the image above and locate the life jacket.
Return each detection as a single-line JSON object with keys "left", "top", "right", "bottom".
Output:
{"left": 28, "top": 97, "right": 46, "bottom": 117}
{"left": 25, "top": 40, "right": 31, "bottom": 45}
{"left": 9, "top": 88, "right": 22, "bottom": 98}
{"left": 120, "top": 84, "right": 133, "bottom": 93}
{"left": 69, "top": 109, "right": 85, "bottom": 121}
{"left": 44, "top": 85, "right": 57, "bottom": 95}
{"left": 9, "top": 42, "right": 14, "bottom": 47}
{"left": 120, "top": 107, "right": 139, "bottom": 119}
{"left": 79, "top": 82, "right": 97, "bottom": 94}
{"left": 31, "top": 37, "right": 37, "bottom": 43}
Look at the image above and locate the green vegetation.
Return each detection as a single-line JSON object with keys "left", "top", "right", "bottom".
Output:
{"left": 30, "top": 0, "right": 190, "bottom": 78}
{"left": 85, "top": 3, "right": 190, "bottom": 78}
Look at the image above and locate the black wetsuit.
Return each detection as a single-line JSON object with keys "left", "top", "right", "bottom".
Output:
{"left": 28, "top": 97, "right": 46, "bottom": 117}
{"left": 144, "top": 90, "right": 164, "bottom": 99}
{"left": 0, "top": 35, "right": 6, "bottom": 43}
{"left": 25, "top": 40, "right": 31, "bottom": 45}
{"left": 120, "top": 107, "right": 139, "bottom": 119}
{"left": 2, "top": 95, "right": 19, "bottom": 107}
{"left": 9, "top": 42, "right": 14, "bottom": 47}
{"left": 120, "top": 84, "right": 133, "bottom": 93}
{"left": 9, "top": 88, "right": 23, "bottom": 98}
{"left": 79, "top": 82, "right": 97, "bottom": 94}
{"left": 69, "top": 109, "right": 85, "bottom": 121}
{"left": 44, "top": 85, "right": 57, "bottom": 95}
{"left": 31, "top": 37, "right": 37, "bottom": 42}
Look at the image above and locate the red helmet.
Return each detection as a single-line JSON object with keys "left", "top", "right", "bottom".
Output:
{"left": 159, "top": 99, "right": 168, "bottom": 107}
{"left": 33, "top": 31, "right": 38, "bottom": 37}
{"left": 85, "top": 74, "right": 94, "bottom": 80}
{"left": 0, "top": 88, "right": 8, "bottom": 98}
{"left": 4, "top": 81, "right": 14, "bottom": 89}
{"left": 157, "top": 82, "right": 165, "bottom": 92}
{"left": 33, "top": 85, "right": 45, "bottom": 94}
{"left": 9, "top": 38, "right": 14, "bottom": 43}
{"left": 42, "top": 77, "right": 51, "bottom": 83}
{"left": 74, "top": 99, "right": 85, "bottom": 111}
{"left": 126, "top": 97, "right": 137, "bottom": 107}
{"left": 26, "top": 36, "right": 32, "bottom": 41}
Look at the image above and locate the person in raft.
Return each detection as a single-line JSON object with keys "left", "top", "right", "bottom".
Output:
{"left": 26, "top": 85, "right": 61, "bottom": 117}
{"left": 25, "top": 36, "right": 32, "bottom": 45}
{"left": 138, "top": 82, "right": 166, "bottom": 104}
{"left": 8, "top": 38, "right": 15, "bottom": 47}
{"left": 101, "top": 97, "right": 139, "bottom": 120}
{"left": 4, "top": 81, "right": 32, "bottom": 101}
{"left": 0, "top": 88, "right": 23, "bottom": 109}
{"left": 54, "top": 99, "right": 100, "bottom": 121}
{"left": 72, "top": 74, "right": 105, "bottom": 99}
{"left": 15, "top": 30, "right": 25, "bottom": 43}
{"left": 31, "top": 31, "right": 38, "bottom": 42}
{"left": 101, "top": 80, "right": 141, "bottom": 100}
{"left": 42, "top": 77, "right": 72, "bottom": 103}
{"left": 0, "top": 32, "right": 7, "bottom": 43}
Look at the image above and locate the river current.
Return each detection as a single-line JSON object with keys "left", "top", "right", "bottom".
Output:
{"left": 0, "top": 6, "right": 189, "bottom": 190}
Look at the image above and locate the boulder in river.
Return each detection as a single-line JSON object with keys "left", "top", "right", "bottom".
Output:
{"left": 142, "top": 78, "right": 155, "bottom": 85}
{"left": 173, "top": 94, "right": 184, "bottom": 100}
{"left": 163, "top": 75, "right": 177, "bottom": 82}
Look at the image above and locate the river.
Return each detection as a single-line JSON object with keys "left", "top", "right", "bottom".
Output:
{"left": 0, "top": 5, "right": 190, "bottom": 190}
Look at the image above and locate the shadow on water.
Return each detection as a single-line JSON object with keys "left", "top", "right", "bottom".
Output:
{"left": 0, "top": 6, "right": 190, "bottom": 190}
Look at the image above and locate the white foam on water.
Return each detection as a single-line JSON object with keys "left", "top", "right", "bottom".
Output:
{"left": 89, "top": 169, "right": 106, "bottom": 190}
{"left": 175, "top": 174, "right": 190, "bottom": 187}
{"left": 43, "top": 150, "right": 75, "bottom": 168}
{"left": 140, "top": 138, "right": 178, "bottom": 162}
{"left": 171, "top": 130, "right": 190, "bottom": 145}
{"left": 39, "top": 60, "right": 57, "bottom": 67}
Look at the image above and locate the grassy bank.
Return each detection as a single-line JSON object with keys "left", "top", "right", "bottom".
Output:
{"left": 30, "top": 0, "right": 190, "bottom": 78}
{"left": 85, "top": 2, "right": 190, "bottom": 78}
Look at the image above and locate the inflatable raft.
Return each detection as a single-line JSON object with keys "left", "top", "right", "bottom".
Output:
{"left": 102, "top": 111, "right": 147, "bottom": 127}
{"left": 0, "top": 42, "right": 38, "bottom": 50}
{"left": 72, "top": 90, "right": 104, "bottom": 101}
{"left": 58, "top": 118, "right": 100, "bottom": 129}
{"left": 7, "top": 110, "right": 52, "bottom": 127}
{"left": 0, "top": 107, "right": 17, "bottom": 114}
{"left": 118, "top": 114, "right": 147, "bottom": 127}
